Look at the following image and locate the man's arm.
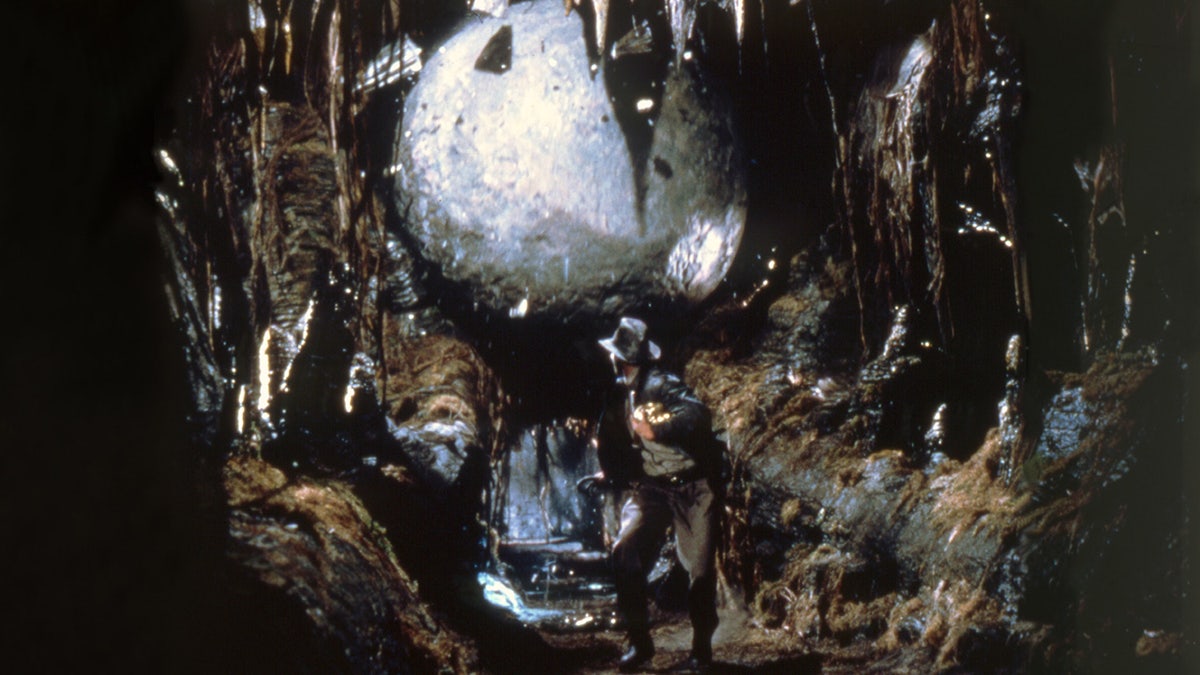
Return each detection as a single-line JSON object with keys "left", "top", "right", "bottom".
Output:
{"left": 595, "top": 391, "right": 638, "bottom": 487}
{"left": 640, "top": 370, "right": 709, "bottom": 445}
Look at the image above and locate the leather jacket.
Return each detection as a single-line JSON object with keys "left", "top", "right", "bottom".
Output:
{"left": 596, "top": 365, "right": 720, "bottom": 488}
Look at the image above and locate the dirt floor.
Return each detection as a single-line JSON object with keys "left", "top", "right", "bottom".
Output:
{"left": 527, "top": 597, "right": 913, "bottom": 674}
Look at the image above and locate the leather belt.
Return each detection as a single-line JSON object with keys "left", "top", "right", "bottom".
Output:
{"left": 642, "top": 466, "right": 705, "bottom": 487}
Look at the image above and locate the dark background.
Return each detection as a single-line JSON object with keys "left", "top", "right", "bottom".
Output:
{"left": 3, "top": 2, "right": 209, "bottom": 670}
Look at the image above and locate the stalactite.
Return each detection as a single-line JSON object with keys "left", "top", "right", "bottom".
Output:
{"left": 805, "top": 0, "right": 869, "bottom": 355}
{"left": 665, "top": 0, "right": 698, "bottom": 64}
{"left": 591, "top": 0, "right": 609, "bottom": 52}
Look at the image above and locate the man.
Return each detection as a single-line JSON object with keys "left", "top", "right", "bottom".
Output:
{"left": 584, "top": 316, "right": 723, "bottom": 672}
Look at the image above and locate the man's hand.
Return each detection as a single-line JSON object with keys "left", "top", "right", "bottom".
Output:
{"left": 630, "top": 415, "right": 655, "bottom": 441}
{"left": 576, "top": 471, "right": 608, "bottom": 496}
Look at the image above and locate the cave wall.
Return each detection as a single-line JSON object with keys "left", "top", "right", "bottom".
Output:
{"left": 160, "top": 0, "right": 1193, "bottom": 671}
{"left": 15, "top": 0, "right": 1191, "bottom": 671}
{"left": 153, "top": 1, "right": 515, "bottom": 671}
{"left": 680, "top": 0, "right": 1196, "bottom": 671}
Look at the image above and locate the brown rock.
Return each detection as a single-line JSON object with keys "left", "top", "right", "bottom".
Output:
{"left": 224, "top": 456, "right": 479, "bottom": 673}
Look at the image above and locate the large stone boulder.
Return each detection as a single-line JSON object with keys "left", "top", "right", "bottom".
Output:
{"left": 393, "top": 0, "right": 746, "bottom": 321}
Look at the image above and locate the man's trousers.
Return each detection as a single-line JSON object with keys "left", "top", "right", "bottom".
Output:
{"left": 612, "top": 477, "right": 719, "bottom": 647}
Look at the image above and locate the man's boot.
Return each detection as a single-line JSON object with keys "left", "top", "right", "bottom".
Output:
{"left": 696, "top": 629, "right": 710, "bottom": 662}
{"left": 663, "top": 628, "right": 712, "bottom": 672}
{"left": 618, "top": 630, "right": 655, "bottom": 672}
{"left": 689, "top": 631, "right": 713, "bottom": 667}
{"left": 683, "top": 574, "right": 717, "bottom": 670}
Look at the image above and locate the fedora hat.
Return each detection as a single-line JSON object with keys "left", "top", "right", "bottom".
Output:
{"left": 599, "top": 317, "right": 661, "bottom": 364}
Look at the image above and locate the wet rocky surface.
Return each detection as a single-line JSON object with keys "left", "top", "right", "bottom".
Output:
{"left": 223, "top": 455, "right": 480, "bottom": 673}
{"left": 376, "top": 328, "right": 500, "bottom": 492}
{"left": 682, "top": 251, "right": 1190, "bottom": 673}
